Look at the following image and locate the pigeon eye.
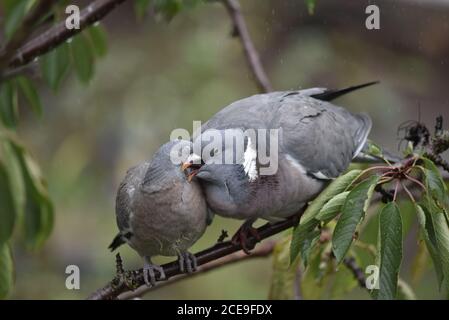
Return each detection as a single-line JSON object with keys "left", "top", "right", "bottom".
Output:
{"left": 210, "top": 149, "right": 215, "bottom": 157}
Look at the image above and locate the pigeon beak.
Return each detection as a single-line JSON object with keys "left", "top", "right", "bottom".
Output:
{"left": 181, "top": 161, "right": 192, "bottom": 172}
{"left": 187, "top": 171, "right": 198, "bottom": 182}
{"left": 181, "top": 161, "right": 199, "bottom": 182}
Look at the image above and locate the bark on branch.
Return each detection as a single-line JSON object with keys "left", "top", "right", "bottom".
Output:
{"left": 3, "top": 0, "right": 128, "bottom": 72}
{"left": 118, "top": 240, "right": 277, "bottom": 300}
{"left": 87, "top": 217, "right": 298, "bottom": 300}
{"left": 0, "top": 0, "right": 57, "bottom": 69}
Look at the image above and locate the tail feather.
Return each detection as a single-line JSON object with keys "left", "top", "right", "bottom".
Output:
{"left": 108, "top": 233, "right": 125, "bottom": 252}
{"left": 311, "top": 81, "right": 379, "bottom": 102}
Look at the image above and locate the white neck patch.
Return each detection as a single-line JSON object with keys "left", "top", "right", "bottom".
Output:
{"left": 242, "top": 137, "right": 258, "bottom": 182}
{"left": 185, "top": 153, "right": 202, "bottom": 165}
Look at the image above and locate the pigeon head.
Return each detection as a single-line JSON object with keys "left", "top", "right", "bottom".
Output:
{"left": 182, "top": 128, "right": 258, "bottom": 183}
{"left": 142, "top": 139, "right": 193, "bottom": 187}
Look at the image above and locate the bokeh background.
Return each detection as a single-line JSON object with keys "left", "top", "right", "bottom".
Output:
{"left": 9, "top": 0, "right": 449, "bottom": 299}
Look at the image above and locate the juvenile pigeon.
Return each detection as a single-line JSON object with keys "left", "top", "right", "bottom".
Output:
{"left": 109, "top": 140, "right": 211, "bottom": 286}
{"left": 183, "top": 83, "right": 375, "bottom": 251}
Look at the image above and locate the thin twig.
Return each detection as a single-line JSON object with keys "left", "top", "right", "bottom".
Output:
{"left": 343, "top": 256, "right": 367, "bottom": 289}
{"left": 400, "top": 180, "right": 416, "bottom": 203}
{"left": 5, "top": 0, "right": 128, "bottom": 72}
{"left": 221, "top": 0, "right": 273, "bottom": 93}
{"left": 118, "top": 240, "right": 276, "bottom": 300}
{"left": 87, "top": 216, "right": 298, "bottom": 300}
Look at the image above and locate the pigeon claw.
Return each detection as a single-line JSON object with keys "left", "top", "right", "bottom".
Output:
{"left": 178, "top": 251, "right": 198, "bottom": 274}
{"left": 231, "top": 222, "right": 260, "bottom": 255}
{"left": 143, "top": 257, "right": 166, "bottom": 287}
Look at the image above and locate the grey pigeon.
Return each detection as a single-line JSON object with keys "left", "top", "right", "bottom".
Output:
{"left": 109, "top": 140, "right": 211, "bottom": 286}
{"left": 183, "top": 83, "right": 375, "bottom": 251}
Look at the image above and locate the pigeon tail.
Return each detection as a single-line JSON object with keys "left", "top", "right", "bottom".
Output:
{"left": 311, "top": 81, "right": 379, "bottom": 102}
{"left": 108, "top": 233, "right": 126, "bottom": 252}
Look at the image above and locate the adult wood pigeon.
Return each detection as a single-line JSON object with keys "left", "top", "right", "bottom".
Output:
{"left": 109, "top": 140, "right": 211, "bottom": 286}
{"left": 183, "top": 82, "right": 376, "bottom": 252}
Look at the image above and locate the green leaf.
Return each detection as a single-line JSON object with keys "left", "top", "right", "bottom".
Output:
{"left": 376, "top": 202, "right": 403, "bottom": 300}
{"left": 0, "top": 81, "right": 19, "bottom": 128}
{"left": 431, "top": 209, "right": 449, "bottom": 293}
{"left": 10, "top": 143, "right": 53, "bottom": 250}
{"left": 0, "top": 162, "right": 16, "bottom": 243}
{"left": 1, "top": 141, "right": 25, "bottom": 222}
{"left": 421, "top": 157, "right": 449, "bottom": 210}
{"left": 269, "top": 236, "right": 298, "bottom": 300}
{"left": 332, "top": 175, "right": 379, "bottom": 263}
{"left": 416, "top": 204, "right": 445, "bottom": 289}
{"left": 300, "top": 170, "right": 362, "bottom": 226}
{"left": 71, "top": 33, "right": 95, "bottom": 83}
{"left": 0, "top": 242, "right": 14, "bottom": 299}
{"left": 134, "top": 0, "right": 152, "bottom": 19}
{"left": 40, "top": 43, "right": 71, "bottom": 91}
{"left": 290, "top": 219, "right": 320, "bottom": 267}
{"left": 87, "top": 24, "right": 108, "bottom": 57}
{"left": 316, "top": 191, "right": 349, "bottom": 223}
{"left": 15, "top": 76, "right": 43, "bottom": 116}
{"left": 154, "top": 0, "right": 183, "bottom": 21}
{"left": 4, "top": 0, "right": 30, "bottom": 40}
{"left": 305, "top": 0, "right": 316, "bottom": 15}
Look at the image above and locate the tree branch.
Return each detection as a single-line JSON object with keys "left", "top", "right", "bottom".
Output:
{"left": 0, "top": 0, "right": 57, "bottom": 70}
{"left": 4, "top": 0, "right": 128, "bottom": 72}
{"left": 343, "top": 256, "right": 367, "bottom": 289}
{"left": 220, "top": 0, "right": 273, "bottom": 93}
{"left": 118, "top": 240, "right": 277, "bottom": 300}
{"left": 87, "top": 216, "right": 298, "bottom": 300}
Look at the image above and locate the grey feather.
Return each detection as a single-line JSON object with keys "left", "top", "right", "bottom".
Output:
{"left": 191, "top": 84, "right": 374, "bottom": 222}
{"left": 112, "top": 140, "right": 209, "bottom": 258}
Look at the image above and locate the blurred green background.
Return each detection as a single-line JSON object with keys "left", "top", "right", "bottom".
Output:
{"left": 8, "top": 0, "right": 449, "bottom": 299}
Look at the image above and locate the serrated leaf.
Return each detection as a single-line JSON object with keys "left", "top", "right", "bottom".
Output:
{"left": 134, "top": 0, "right": 151, "bottom": 19}
{"left": 300, "top": 170, "right": 362, "bottom": 226}
{"left": 316, "top": 191, "right": 349, "bottom": 223}
{"left": 40, "top": 43, "right": 70, "bottom": 91}
{"left": 87, "top": 24, "right": 108, "bottom": 57}
{"left": 431, "top": 209, "right": 449, "bottom": 293}
{"left": 290, "top": 219, "right": 320, "bottom": 267}
{"left": 15, "top": 76, "right": 43, "bottom": 116}
{"left": 376, "top": 202, "right": 403, "bottom": 300}
{"left": 269, "top": 236, "right": 299, "bottom": 300}
{"left": 332, "top": 175, "right": 379, "bottom": 263}
{"left": 0, "top": 162, "right": 16, "bottom": 243}
{"left": 0, "top": 81, "right": 19, "bottom": 128}
{"left": 416, "top": 204, "right": 444, "bottom": 289}
{"left": 0, "top": 242, "right": 14, "bottom": 299}
{"left": 71, "top": 34, "right": 95, "bottom": 83}
{"left": 421, "top": 157, "right": 449, "bottom": 210}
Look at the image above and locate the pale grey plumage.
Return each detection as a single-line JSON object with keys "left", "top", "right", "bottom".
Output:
{"left": 188, "top": 84, "right": 374, "bottom": 223}
{"left": 110, "top": 140, "right": 210, "bottom": 285}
